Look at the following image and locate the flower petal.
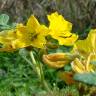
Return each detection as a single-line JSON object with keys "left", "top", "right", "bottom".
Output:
{"left": 47, "top": 12, "right": 78, "bottom": 46}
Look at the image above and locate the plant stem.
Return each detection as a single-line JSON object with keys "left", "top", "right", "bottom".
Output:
{"left": 39, "top": 61, "right": 52, "bottom": 93}
{"left": 29, "top": 51, "right": 41, "bottom": 79}
{"left": 19, "top": 54, "right": 36, "bottom": 72}
{"left": 29, "top": 51, "right": 52, "bottom": 93}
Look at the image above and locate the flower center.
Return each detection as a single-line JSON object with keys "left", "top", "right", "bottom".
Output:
{"left": 29, "top": 32, "right": 38, "bottom": 41}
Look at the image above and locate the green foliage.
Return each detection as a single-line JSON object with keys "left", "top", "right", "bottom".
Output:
{"left": 0, "top": 51, "right": 43, "bottom": 96}
{"left": 0, "top": 51, "right": 80, "bottom": 96}
{"left": 0, "top": 14, "right": 16, "bottom": 30}
{"left": 0, "top": 14, "right": 10, "bottom": 30}
{"left": 74, "top": 73, "right": 96, "bottom": 85}
{"left": 0, "top": 14, "right": 9, "bottom": 25}
{"left": 42, "top": 86, "right": 79, "bottom": 96}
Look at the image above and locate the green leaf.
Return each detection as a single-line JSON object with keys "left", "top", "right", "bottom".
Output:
{"left": 74, "top": 73, "right": 96, "bottom": 85}
{"left": 91, "top": 61, "right": 96, "bottom": 65}
{"left": 64, "top": 64, "right": 72, "bottom": 71}
{"left": 0, "top": 25, "right": 11, "bottom": 30}
{"left": 0, "top": 14, "right": 9, "bottom": 25}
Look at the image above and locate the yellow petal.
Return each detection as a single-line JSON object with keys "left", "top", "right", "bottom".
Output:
{"left": 27, "top": 15, "right": 40, "bottom": 33}
{"left": 30, "top": 24, "right": 49, "bottom": 48}
{"left": 71, "top": 58, "right": 85, "bottom": 73}
{"left": 74, "top": 29, "right": 96, "bottom": 56}
{"left": 0, "top": 30, "right": 18, "bottom": 51}
{"left": 56, "top": 33, "right": 78, "bottom": 46}
{"left": 71, "top": 57, "right": 95, "bottom": 73}
{"left": 43, "top": 54, "right": 68, "bottom": 68}
{"left": 43, "top": 53, "right": 76, "bottom": 68}
{"left": 16, "top": 17, "right": 49, "bottom": 49}
{"left": 48, "top": 12, "right": 72, "bottom": 32}
{"left": 47, "top": 12, "right": 78, "bottom": 46}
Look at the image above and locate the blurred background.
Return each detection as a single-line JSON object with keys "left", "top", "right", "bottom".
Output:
{"left": 0, "top": 0, "right": 96, "bottom": 36}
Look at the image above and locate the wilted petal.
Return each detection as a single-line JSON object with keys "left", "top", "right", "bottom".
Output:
{"left": 57, "top": 71, "right": 75, "bottom": 85}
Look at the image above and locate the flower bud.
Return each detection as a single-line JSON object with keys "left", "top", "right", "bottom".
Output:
{"left": 43, "top": 53, "right": 77, "bottom": 68}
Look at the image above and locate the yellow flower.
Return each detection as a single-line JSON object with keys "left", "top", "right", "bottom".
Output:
{"left": 74, "top": 29, "right": 96, "bottom": 57}
{"left": 71, "top": 29, "right": 96, "bottom": 73}
{"left": 0, "top": 15, "right": 49, "bottom": 51}
{"left": 43, "top": 53, "right": 77, "bottom": 68}
{"left": 71, "top": 53, "right": 96, "bottom": 73}
{"left": 16, "top": 15, "right": 49, "bottom": 48}
{"left": 47, "top": 12, "right": 78, "bottom": 46}
{"left": 0, "top": 30, "right": 17, "bottom": 51}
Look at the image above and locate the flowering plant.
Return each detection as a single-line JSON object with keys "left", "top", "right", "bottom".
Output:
{"left": 1, "top": 12, "right": 96, "bottom": 95}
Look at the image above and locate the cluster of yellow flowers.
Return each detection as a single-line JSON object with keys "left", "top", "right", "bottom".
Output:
{"left": 0, "top": 12, "right": 96, "bottom": 74}
{"left": 43, "top": 29, "right": 96, "bottom": 74}
{"left": 0, "top": 12, "right": 78, "bottom": 51}
{"left": 71, "top": 29, "right": 96, "bottom": 73}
